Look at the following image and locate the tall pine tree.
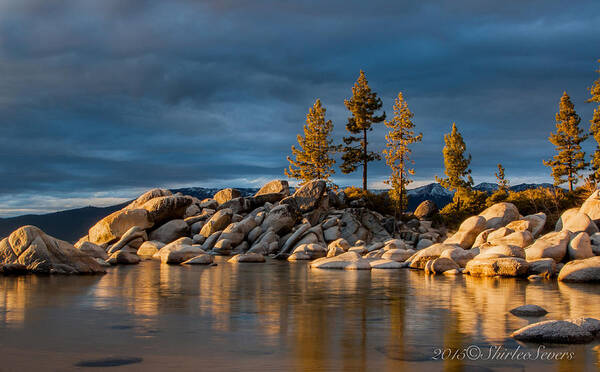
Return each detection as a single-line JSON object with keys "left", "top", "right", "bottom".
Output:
{"left": 543, "top": 92, "right": 588, "bottom": 191}
{"left": 589, "top": 60, "right": 600, "bottom": 183}
{"left": 589, "top": 59, "right": 600, "bottom": 103}
{"left": 590, "top": 108, "right": 600, "bottom": 183}
{"left": 495, "top": 163, "right": 509, "bottom": 192}
{"left": 340, "top": 70, "right": 386, "bottom": 191}
{"left": 285, "top": 99, "right": 336, "bottom": 186}
{"left": 383, "top": 92, "right": 422, "bottom": 214}
{"left": 435, "top": 123, "right": 473, "bottom": 210}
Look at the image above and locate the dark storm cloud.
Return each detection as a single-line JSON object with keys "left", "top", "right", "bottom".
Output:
{"left": 0, "top": 0, "right": 599, "bottom": 215}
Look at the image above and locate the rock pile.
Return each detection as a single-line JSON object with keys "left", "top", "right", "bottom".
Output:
{"left": 3, "top": 180, "right": 600, "bottom": 282}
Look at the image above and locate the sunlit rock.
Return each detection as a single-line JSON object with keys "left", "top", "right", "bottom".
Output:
{"left": 0, "top": 225, "right": 105, "bottom": 274}
{"left": 558, "top": 256, "right": 600, "bottom": 282}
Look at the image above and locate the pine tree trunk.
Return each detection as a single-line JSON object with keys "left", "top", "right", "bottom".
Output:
{"left": 399, "top": 172, "right": 404, "bottom": 214}
{"left": 362, "top": 127, "right": 368, "bottom": 191}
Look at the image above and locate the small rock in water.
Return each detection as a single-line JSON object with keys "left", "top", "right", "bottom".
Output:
{"left": 75, "top": 356, "right": 143, "bottom": 367}
{"left": 511, "top": 319, "right": 595, "bottom": 344}
{"left": 509, "top": 305, "right": 548, "bottom": 317}
{"left": 527, "top": 274, "right": 546, "bottom": 281}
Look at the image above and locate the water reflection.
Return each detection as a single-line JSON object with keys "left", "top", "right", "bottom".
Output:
{"left": 0, "top": 259, "right": 599, "bottom": 371}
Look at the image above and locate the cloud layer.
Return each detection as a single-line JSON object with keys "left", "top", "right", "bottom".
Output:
{"left": 1, "top": 0, "right": 599, "bottom": 216}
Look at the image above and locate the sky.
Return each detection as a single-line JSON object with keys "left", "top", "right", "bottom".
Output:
{"left": 0, "top": 0, "right": 599, "bottom": 217}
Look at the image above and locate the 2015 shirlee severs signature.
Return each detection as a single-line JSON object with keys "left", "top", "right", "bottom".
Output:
{"left": 432, "top": 345, "right": 575, "bottom": 361}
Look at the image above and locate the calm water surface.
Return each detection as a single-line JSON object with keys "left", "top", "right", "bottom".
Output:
{"left": 1, "top": 258, "right": 599, "bottom": 371}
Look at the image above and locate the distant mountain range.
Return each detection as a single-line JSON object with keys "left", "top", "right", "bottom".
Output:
{"left": 405, "top": 182, "right": 555, "bottom": 211}
{"left": 0, "top": 182, "right": 554, "bottom": 242}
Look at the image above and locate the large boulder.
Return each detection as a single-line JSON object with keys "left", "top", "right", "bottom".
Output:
{"left": 439, "top": 247, "right": 476, "bottom": 267}
{"left": 579, "top": 189, "right": 600, "bottom": 224}
{"left": 149, "top": 220, "right": 189, "bottom": 244}
{"left": 107, "top": 250, "right": 140, "bottom": 265}
{"left": 444, "top": 216, "right": 487, "bottom": 249}
{"left": 424, "top": 257, "right": 459, "bottom": 274}
{"left": 477, "top": 244, "right": 525, "bottom": 259}
{"left": 527, "top": 258, "right": 557, "bottom": 276}
{"left": 310, "top": 251, "right": 371, "bottom": 270}
{"left": 200, "top": 208, "right": 233, "bottom": 237}
{"left": 255, "top": 180, "right": 290, "bottom": 197}
{"left": 88, "top": 208, "right": 153, "bottom": 246}
{"left": 464, "top": 257, "right": 529, "bottom": 277}
{"left": 567, "top": 232, "right": 594, "bottom": 261}
{"left": 137, "top": 241, "right": 165, "bottom": 257}
{"left": 487, "top": 230, "right": 534, "bottom": 248}
{"left": 141, "top": 195, "right": 194, "bottom": 225}
{"left": 155, "top": 239, "right": 205, "bottom": 264}
{"left": 369, "top": 259, "right": 404, "bottom": 269}
{"left": 125, "top": 188, "right": 172, "bottom": 210}
{"left": 261, "top": 204, "right": 298, "bottom": 235}
{"left": 413, "top": 200, "right": 438, "bottom": 220}
{"left": 228, "top": 253, "right": 266, "bottom": 263}
{"left": 511, "top": 320, "right": 595, "bottom": 344}
{"left": 289, "top": 243, "right": 327, "bottom": 260}
{"left": 213, "top": 188, "right": 241, "bottom": 205}
{"left": 219, "top": 216, "right": 258, "bottom": 246}
{"left": 289, "top": 180, "right": 327, "bottom": 213}
{"left": 407, "top": 243, "right": 458, "bottom": 269}
{"left": 556, "top": 208, "right": 599, "bottom": 235}
{"left": 182, "top": 254, "right": 214, "bottom": 265}
{"left": 478, "top": 202, "right": 520, "bottom": 229}
{"left": 382, "top": 249, "right": 415, "bottom": 262}
{"left": 0, "top": 226, "right": 105, "bottom": 274}
{"left": 522, "top": 212, "right": 547, "bottom": 237}
{"left": 107, "top": 226, "right": 147, "bottom": 254}
{"left": 558, "top": 256, "right": 600, "bottom": 282}
{"left": 76, "top": 241, "right": 108, "bottom": 260}
{"left": 525, "top": 230, "right": 570, "bottom": 262}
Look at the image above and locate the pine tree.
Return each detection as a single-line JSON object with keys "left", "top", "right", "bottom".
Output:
{"left": 495, "top": 163, "right": 509, "bottom": 192}
{"left": 340, "top": 70, "right": 386, "bottom": 191}
{"left": 383, "top": 92, "right": 422, "bottom": 215}
{"left": 588, "top": 59, "right": 600, "bottom": 104}
{"left": 589, "top": 60, "right": 600, "bottom": 183}
{"left": 590, "top": 108, "right": 600, "bottom": 183}
{"left": 543, "top": 92, "right": 588, "bottom": 191}
{"left": 285, "top": 99, "right": 336, "bottom": 186}
{"left": 435, "top": 123, "right": 473, "bottom": 210}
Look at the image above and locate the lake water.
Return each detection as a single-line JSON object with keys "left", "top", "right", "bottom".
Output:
{"left": 1, "top": 258, "right": 599, "bottom": 371}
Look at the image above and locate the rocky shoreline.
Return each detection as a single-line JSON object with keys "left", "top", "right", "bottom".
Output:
{"left": 2, "top": 179, "right": 600, "bottom": 344}
{"left": 2, "top": 179, "right": 600, "bottom": 281}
